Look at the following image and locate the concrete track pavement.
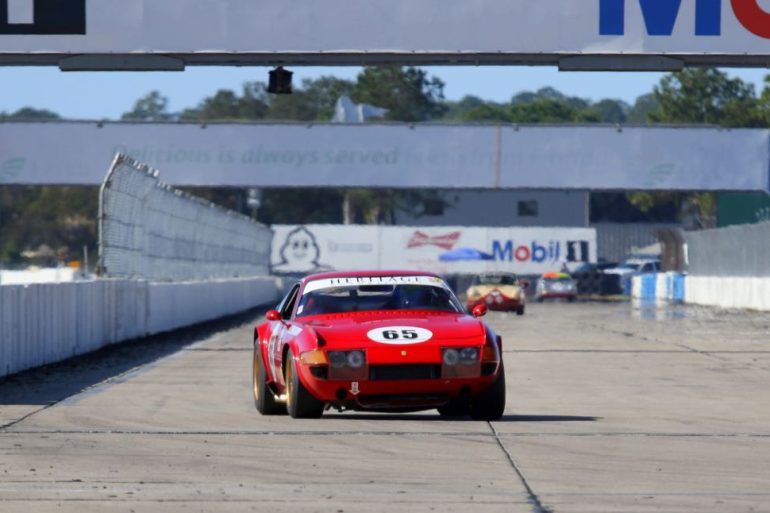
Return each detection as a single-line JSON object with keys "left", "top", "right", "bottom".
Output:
{"left": 1, "top": 302, "right": 770, "bottom": 512}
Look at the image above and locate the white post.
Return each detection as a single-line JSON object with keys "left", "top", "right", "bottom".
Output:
{"left": 7, "top": 0, "right": 34, "bottom": 24}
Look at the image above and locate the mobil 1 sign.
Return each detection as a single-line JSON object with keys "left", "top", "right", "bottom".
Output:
{"left": 3, "top": 0, "right": 770, "bottom": 67}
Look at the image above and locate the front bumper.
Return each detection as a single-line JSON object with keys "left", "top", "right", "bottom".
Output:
{"left": 538, "top": 292, "right": 576, "bottom": 299}
{"left": 297, "top": 364, "right": 501, "bottom": 410}
{"left": 467, "top": 296, "right": 523, "bottom": 311}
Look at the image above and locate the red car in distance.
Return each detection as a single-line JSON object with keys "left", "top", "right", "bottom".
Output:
{"left": 253, "top": 271, "right": 506, "bottom": 419}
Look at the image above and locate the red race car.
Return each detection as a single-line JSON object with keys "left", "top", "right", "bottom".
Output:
{"left": 253, "top": 270, "right": 505, "bottom": 419}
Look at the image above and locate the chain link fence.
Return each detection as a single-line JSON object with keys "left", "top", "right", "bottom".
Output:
{"left": 684, "top": 221, "right": 770, "bottom": 277}
{"left": 99, "top": 154, "right": 271, "bottom": 281}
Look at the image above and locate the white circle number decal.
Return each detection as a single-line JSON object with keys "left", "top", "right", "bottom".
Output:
{"left": 367, "top": 326, "right": 433, "bottom": 344}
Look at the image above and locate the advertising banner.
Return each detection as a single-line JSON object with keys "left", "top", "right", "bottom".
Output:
{"left": 3, "top": 1, "right": 770, "bottom": 66}
{"left": 270, "top": 225, "right": 597, "bottom": 275}
{"left": 1, "top": 122, "right": 768, "bottom": 192}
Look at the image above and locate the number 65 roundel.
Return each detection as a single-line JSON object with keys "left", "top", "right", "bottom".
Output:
{"left": 367, "top": 326, "right": 433, "bottom": 344}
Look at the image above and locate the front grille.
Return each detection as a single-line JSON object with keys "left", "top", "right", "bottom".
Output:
{"left": 369, "top": 364, "right": 441, "bottom": 381}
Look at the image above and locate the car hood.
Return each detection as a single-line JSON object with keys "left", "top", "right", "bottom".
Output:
{"left": 303, "top": 311, "right": 485, "bottom": 348}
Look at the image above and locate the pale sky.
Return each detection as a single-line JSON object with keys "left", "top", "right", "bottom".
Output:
{"left": 1, "top": 65, "right": 768, "bottom": 120}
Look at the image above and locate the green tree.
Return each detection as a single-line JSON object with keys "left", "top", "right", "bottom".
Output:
{"left": 121, "top": 91, "right": 173, "bottom": 121}
{"left": 650, "top": 68, "right": 761, "bottom": 126}
{"left": 456, "top": 103, "right": 510, "bottom": 122}
{"left": 627, "top": 93, "right": 659, "bottom": 123}
{"left": 267, "top": 77, "right": 354, "bottom": 121}
{"left": 0, "top": 107, "right": 60, "bottom": 120}
{"left": 351, "top": 66, "right": 447, "bottom": 122}
{"left": 587, "top": 99, "right": 629, "bottom": 124}
{"left": 443, "top": 95, "right": 487, "bottom": 121}
{"left": 509, "top": 99, "right": 583, "bottom": 123}
{"left": 0, "top": 186, "right": 98, "bottom": 266}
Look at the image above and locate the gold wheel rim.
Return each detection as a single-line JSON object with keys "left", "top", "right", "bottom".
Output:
{"left": 252, "top": 350, "right": 260, "bottom": 400}
{"left": 285, "top": 359, "right": 293, "bottom": 410}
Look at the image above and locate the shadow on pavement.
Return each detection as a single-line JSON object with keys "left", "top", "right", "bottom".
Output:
{"left": 323, "top": 413, "right": 599, "bottom": 422}
{"left": 0, "top": 307, "right": 265, "bottom": 407}
{"left": 500, "top": 414, "right": 599, "bottom": 422}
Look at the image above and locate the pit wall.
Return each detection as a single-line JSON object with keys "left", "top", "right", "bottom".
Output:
{"left": 683, "top": 276, "right": 770, "bottom": 311}
{"left": 0, "top": 277, "right": 279, "bottom": 379}
{"left": 632, "top": 273, "right": 770, "bottom": 311}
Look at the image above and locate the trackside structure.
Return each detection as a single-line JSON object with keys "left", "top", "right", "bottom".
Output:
{"left": 99, "top": 154, "right": 272, "bottom": 281}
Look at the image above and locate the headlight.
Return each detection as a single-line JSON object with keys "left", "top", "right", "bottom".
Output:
{"left": 346, "top": 350, "right": 365, "bottom": 368}
{"left": 328, "top": 351, "right": 347, "bottom": 369}
{"left": 442, "top": 346, "right": 482, "bottom": 378}
{"left": 327, "top": 350, "right": 368, "bottom": 381}
{"left": 443, "top": 347, "right": 480, "bottom": 366}
{"left": 443, "top": 348, "right": 460, "bottom": 366}
{"left": 459, "top": 347, "right": 479, "bottom": 364}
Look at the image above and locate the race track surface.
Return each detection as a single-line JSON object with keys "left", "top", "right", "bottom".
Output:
{"left": 2, "top": 302, "right": 770, "bottom": 513}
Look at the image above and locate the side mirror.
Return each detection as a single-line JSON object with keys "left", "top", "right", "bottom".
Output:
{"left": 266, "top": 309, "right": 282, "bottom": 321}
{"left": 472, "top": 304, "right": 487, "bottom": 318}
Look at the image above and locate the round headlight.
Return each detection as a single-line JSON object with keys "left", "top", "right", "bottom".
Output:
{"left": 346, "top": 351, "right": 365, "bottom": 369}
{"left": 459, "top": 347, "right": 479, "bottom": 364}
{"left": 443, "top": 348, "right": 460, "bottom": 366}
{"left": 329, "top": 351, "right": 347, "bottom": 369}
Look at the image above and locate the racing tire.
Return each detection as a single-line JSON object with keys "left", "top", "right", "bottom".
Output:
{"left": 285, "top": 355, "right": 325, "bottom": 419}
{"left": 516, "top": 306, "right": 525, "bottom": 316}
{"left": 537, "top": 296, "right": 544, "bottom": 303}
{"left": 437, "top": 397, "right": 471, "bottom": 418}
{"left": 253, "top": 347, "right": 285, "bottom": 415}
{"left": 568, "top": 296, "right": 577, "bottom": 303}
{"left": 470, "top": 366, "right": 506, "bottom": 421}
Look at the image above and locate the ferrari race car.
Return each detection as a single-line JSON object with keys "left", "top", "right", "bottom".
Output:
{"left": 253, "top": 271, "right": 506, "bottom": 419}
{"left": 465, "top": 272, "right": 526, "bottom": 315}
{"left": 535, "top": 272, "right": 578, "bottom": 302}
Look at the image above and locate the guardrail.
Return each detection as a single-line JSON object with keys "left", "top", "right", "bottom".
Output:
{"left": 0, "top": 277, "right": 279, "bottom": 379}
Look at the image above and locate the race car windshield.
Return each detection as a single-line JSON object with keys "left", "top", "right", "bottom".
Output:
{"left": 544, "top": 277, "right": 574, "bottom": 283}
{"left": 473, "top": 274, "right": 517, "bottom": 286}
{"left": 297, "top": 283, "right": 463, "bottom": 317}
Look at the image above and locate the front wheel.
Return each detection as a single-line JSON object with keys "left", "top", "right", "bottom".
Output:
{"left": 285, "top": 355, "right": 325, "bottom": 419}
{"left": 470, "top": 366, "right": 506, "bottom": 420}
{"left": 516, "top": 305, "right": 525, "bottom": 316}
{"left": 437, "top": 397, "right": 471, "bottom": 418}
{"left": 253, "top": 346, "right": 285, "bottom": 415}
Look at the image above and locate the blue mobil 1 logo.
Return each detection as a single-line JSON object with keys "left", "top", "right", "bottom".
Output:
{"left": 600, "top": 0, "right": 770, "bottom": 39}
{"left": 1, "top": 0, "right": 85, "bottom": 34}
{"left": 491, "top": 240, "right": 590, "bottom": 264}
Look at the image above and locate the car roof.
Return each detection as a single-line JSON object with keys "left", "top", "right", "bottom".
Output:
{"left": 300, "top": 270, "right": 442, "bottom": 286}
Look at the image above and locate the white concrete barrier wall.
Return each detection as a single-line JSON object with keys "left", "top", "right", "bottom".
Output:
{"left": 685, "top": 276, "right": 770, "bottom": 311}
{"left": 0, "top": 277, "right": 278, "bottom": 378}
{"left": 147, "top": 278, "right": 279, "bottom": 335}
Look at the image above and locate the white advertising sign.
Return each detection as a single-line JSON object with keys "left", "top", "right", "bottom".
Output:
{"left": 3, "top": 1, "right": 770, "bottom": 67}
{"left": 271, "top": 225, "right": 597, "bottom": 275}
{"left": 1, "top": 122, "right": 768, "bottom": 192}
